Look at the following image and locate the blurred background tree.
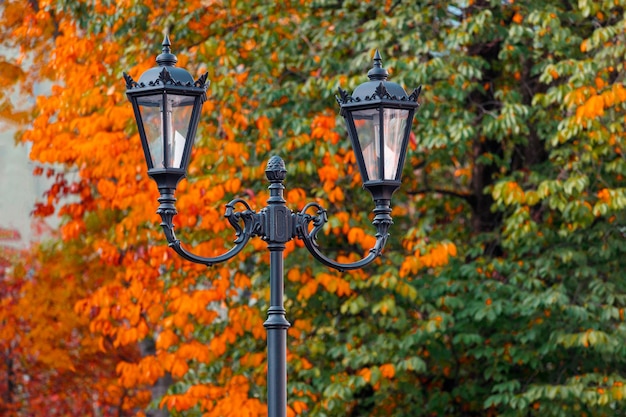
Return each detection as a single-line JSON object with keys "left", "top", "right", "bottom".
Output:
{"left": 0, "top": 0, "right": 625, "bottom": 416}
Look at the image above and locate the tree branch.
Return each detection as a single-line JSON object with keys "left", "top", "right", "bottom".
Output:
{"left": 407, "top": 187, "right": 474, "bottom": 204}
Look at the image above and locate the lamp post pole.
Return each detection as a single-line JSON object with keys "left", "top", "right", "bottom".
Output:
{"left": 124, "top": 37, "right": 420, "bottom": 417}
{"left": 263, "top": 157, "right": 291, "bottom": 417}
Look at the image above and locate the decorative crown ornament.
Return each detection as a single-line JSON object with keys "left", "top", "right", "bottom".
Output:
{"left": 123, "top": 36, "right": 209, "bottom": 92}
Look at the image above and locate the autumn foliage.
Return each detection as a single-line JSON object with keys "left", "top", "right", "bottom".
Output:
{"left": 1, "top": 0, "right": 626, "bottom": 416}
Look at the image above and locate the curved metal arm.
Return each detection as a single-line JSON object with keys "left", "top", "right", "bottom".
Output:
{"left": 157, "top": 190, "right": 260, "bottom": 267}
{"left": 295, "top": 202, "right": 391, "bottom": 272}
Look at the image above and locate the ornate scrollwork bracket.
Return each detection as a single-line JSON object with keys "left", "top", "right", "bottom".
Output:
{"left": 295, "top": 202, "right": 388, "bottom": 272}
{"left": 152, "top": 157, "right": 393, "bottom": 271}
{"left": 156, "top": 188, "right": 261, "bottom": 267}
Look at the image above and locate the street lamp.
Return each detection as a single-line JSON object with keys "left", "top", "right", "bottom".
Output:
{"left": 124, "top": 37, "right": 420, "bottom": 417}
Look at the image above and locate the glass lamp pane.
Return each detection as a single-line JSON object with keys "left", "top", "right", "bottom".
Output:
{"left": 353, "top": 108, "right": 381, "bottom": 181}
{"left": 138, "top": 94, "right": 195, "bottom": 169}
{"left": 165, "top": 94, "right": 194, "bottom": 168}
{"left": 137, "top": 94, "right": 163, "bottom": 168}
{"left": 382, "top": 108, "right": 409, "bottom": 180}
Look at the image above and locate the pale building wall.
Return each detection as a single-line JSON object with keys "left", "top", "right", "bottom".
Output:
{"left": 0, "top": 127, "right": 49, "bottom": 247}
{"left": 0, "top": 45, "right": 54, "bottom": 248}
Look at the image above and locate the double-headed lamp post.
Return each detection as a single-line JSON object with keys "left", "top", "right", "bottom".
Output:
{"left": 124, "top": 37, "right": 420, "bottom": 417}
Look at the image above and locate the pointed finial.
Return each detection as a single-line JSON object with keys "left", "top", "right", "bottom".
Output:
{"left": 156, "top": 35, "right": 178, "bottom": 67}
{"left": 162, "top": 35, "right": 172, "bottom": 54}
{"left": 367, "top": 49, "right": 388, "bottom": 81}
{"left": 373, "top": 50, "right": 382, "bottom": 66}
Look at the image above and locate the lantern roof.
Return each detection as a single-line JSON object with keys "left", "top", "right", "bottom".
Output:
{"left": 123, "top": 36, "right": 209, "bottom": 95}
{"left": 336, "top": 50, "right": 420, "bottom": 111}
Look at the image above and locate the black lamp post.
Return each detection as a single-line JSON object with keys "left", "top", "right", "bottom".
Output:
{"left": 124, "top": 37, "right": 420, "bottom": 417}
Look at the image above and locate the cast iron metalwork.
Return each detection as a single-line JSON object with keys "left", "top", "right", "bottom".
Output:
{"left": 124, "top": 37, "right": 209, "bottom": 90}
{"left": 126, "top": 40, "right": 420, "bottom": 417}
{"left": 151, "top": 154, "right": 394, "bottom": 417}
{"left": 335, "top": 51, "right": 421, "bottom": 105}
{"left": 124, "top": 36, "right": 209, "bottom": 179}
{"left": 154, "top": 155, "right": 395, "bottom": 270}
{"left": 336, "top": 49, "right": 421, "bottom": 204}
